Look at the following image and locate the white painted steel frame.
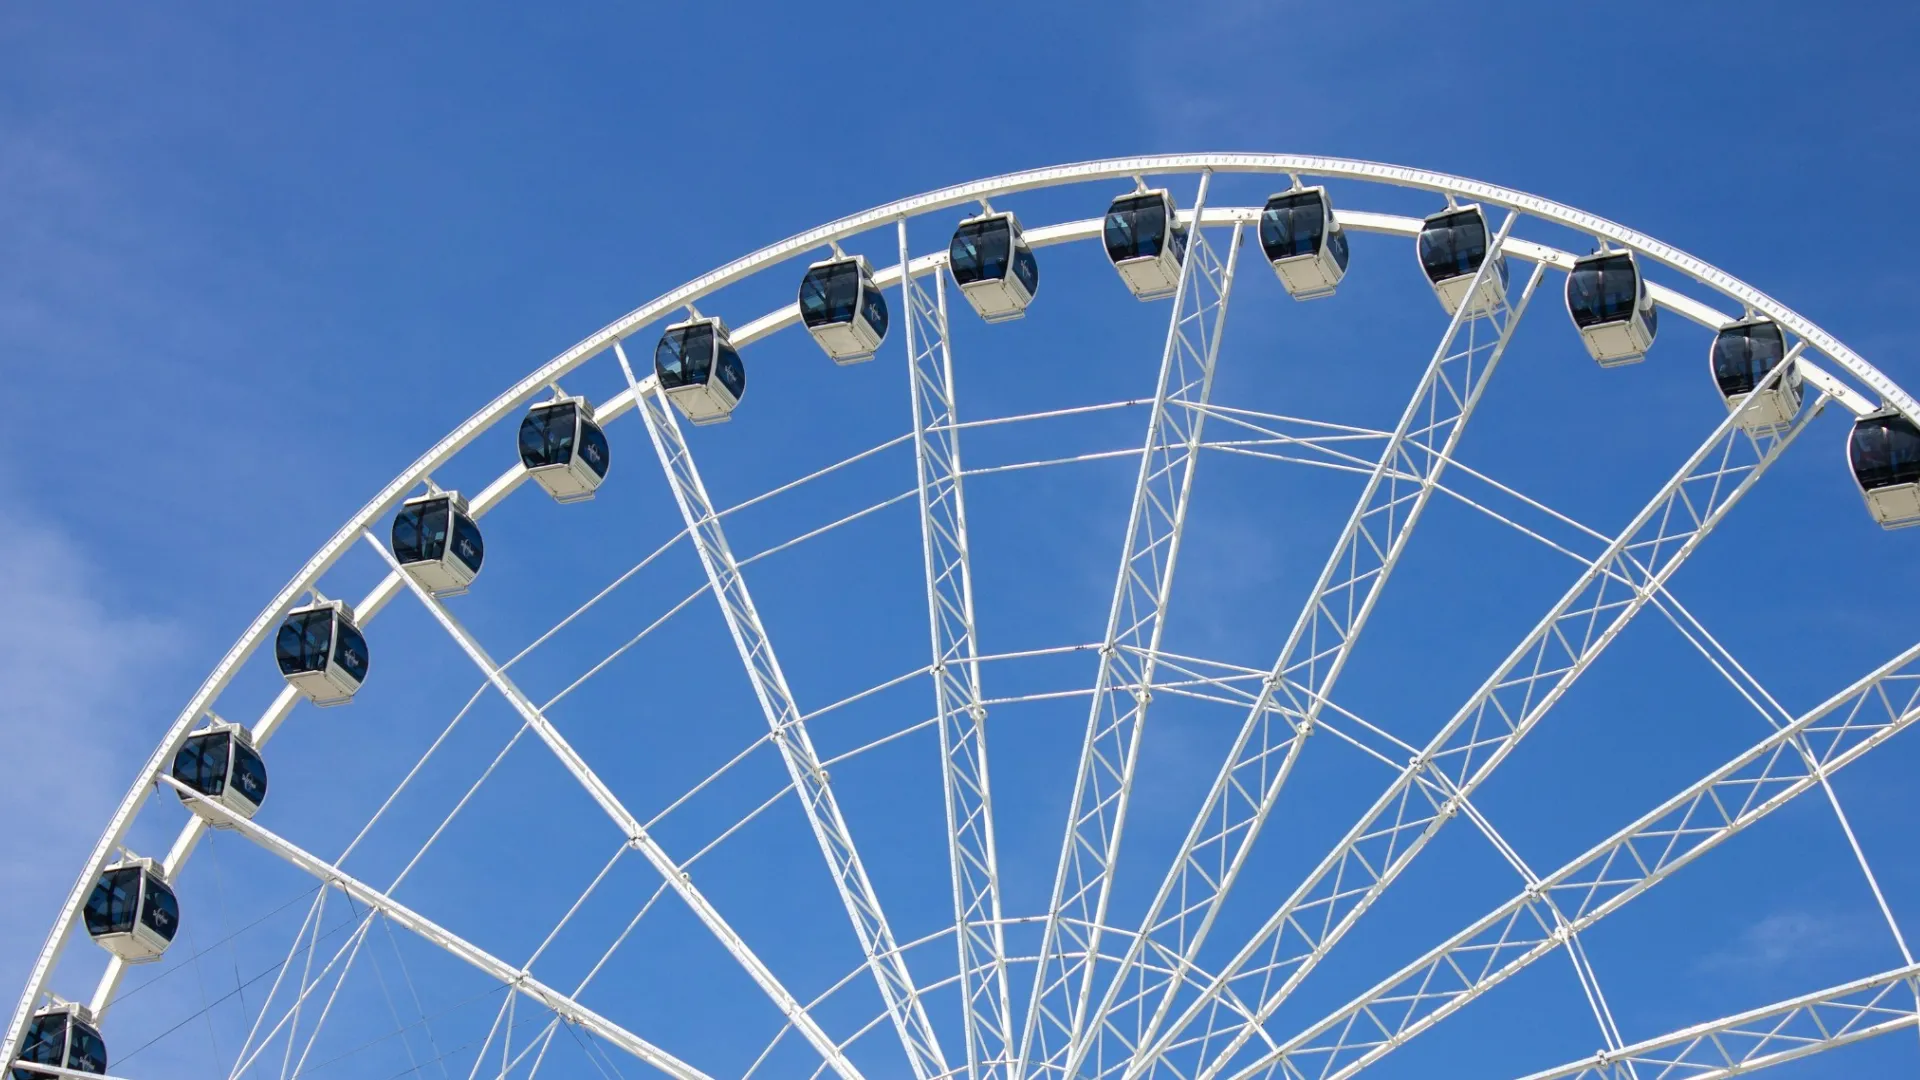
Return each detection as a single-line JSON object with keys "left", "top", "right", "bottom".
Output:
{"left": 13, "top": 154, "right": 1912, "bottom": 1076}
{"left": 624, "top": 358, "right": 950, "bottom": 1080}
{"left": 1017, "top": 171, "right": 1244, "bottom": 1080}
{"left": 1105, "top": 212, "right": 1544, "bottom": 1080}
{"left": 1516, "top": 961, "right": 1920, "bottom": 1080}
{"left": 1244, "top": 637, "right": 1920, "bottom": 1080}
{"left": 363, "top": 530, "right": 868, "bottom": 1080}
{"left": 158, "top": 774, "right": 713, "bottom": 1080}
{"left": 902, "top": 219, "right": 1017, "bottom": 1080}
{"left": 1147, "top": 354, "right": 1824, "bottom": 1080}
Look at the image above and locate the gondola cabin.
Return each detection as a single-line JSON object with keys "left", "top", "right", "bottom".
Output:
{"left": 1711, "top": 318, "right": 1800, "bottom": 433}
{"left": 1418, "top": 204, "right": 1508, "bottom": 317}
{"left": 655, "top": 316, "right": 746, "bottom": 425}
{"left": 1105, "top": 188, "right": 1188, "bottom": 301}
{"left": 275, "top": 599, "right": 368, "bottom": 706}
{"left": 1849, "top": 409, "right": 1920, "bottom": 529}
{"left": 171, "top": 722, "right": 267, "bottom": 823}
{"left": 949, "top": 211, "right": 1039, "bottom": 322}
{"left": 393, "top": 491, "right": 484, "bottom": 596}
{"left": 519, "top": 395, "right": 609, "bottom": 504}
{"left": 799, "top": 254, "right": 889, "bottom": 364}
{"left": 1566, "top": 249, "right": 1658, "bottom": 366}
{"left": 84, "top": 858, "right": 177, "bottom": 963}
{"left": 1260, "top": 187, "right": 1349, "bottom": 299}
{"left": 11, "top": 1004, "right": 106, "bottom": 1079}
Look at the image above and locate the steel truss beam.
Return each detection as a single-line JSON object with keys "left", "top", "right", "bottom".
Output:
{"left": 622, "top": 361, "right": 949, "bottom": 1080}
{"left": 1016, "top": 171, "right": 1244, "bottom": 1080}
{"left": 1218, "top": 637, "right": 1920, "bottom": 1080}
{"left": 902, "top": 221, "right": 1017, "bottom": 1080}
{"left": 155, "top": 775, "right": 712, "bottom": 1080}
{"left": 1517, "top": 961, "right": 1920, "bottom": 1080}
{"left": 1105, "top": 213, "right": 1543, "bottom": 1080}
{"left": 1146, "top": 355, "right": 1822, "bottom": 1080}
{"left": 363, "top": 535, "right": 866, "bottom": 1080}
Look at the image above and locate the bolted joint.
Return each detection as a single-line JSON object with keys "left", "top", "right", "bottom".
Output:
{"left": 1439, "top": 796, "right": 1462, "bottom": 819}
{"left": 968, "top": 704, "right": 987, "bottom": 723}
{"left": 1134, "top": 687, "right": 1153, "bottom": 706}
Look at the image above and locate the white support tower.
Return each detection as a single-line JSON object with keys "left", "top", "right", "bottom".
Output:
{"left": 1517, "top": 961, "right": 1920, "bottom": 1080}
{"left": 1140, "top": 355, "right": 1823, "bottom": 1080}
{"left": 1017, "top": 169, "right": 1245, "bottom": 1080}
{"left": 1220, "top": 636, "right": 1920, "bottom": 1080}
{"left": 1095, "top": 213, "right": 1544, "bottom": 1080}
{"left": 902, "top": 220, "right": 1017, "bottom": 1080}
{"left": 624, "top": 359, "right": 951, "bottom": 1080}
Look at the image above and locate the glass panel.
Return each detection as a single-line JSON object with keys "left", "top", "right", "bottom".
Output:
{"left": 951, "top": 219, "right": 1011, "bottom": 285}
{"left": 1713, "top": 323, "right": 1785, "bottom": 396}
{"left": 84, "top": 867, "right": 141, "bottom": 936}
{"left": 231, "top": 741, "right": 269, "bottom": 806}
{"left": 275, "top": 610, "right": 334, "bottom": 675}
{"left": 518, "top": 403, "right": 578, "bottom": 470}
{"left": 333, "top": 621, "right": 369, "bottom": 684}
{"left": 141, "top": 875, "right": 179, "bottom": 942}
{"left": 1260, "top": 191, "right": 1327, "bottom": 261}
{"left": 1328, "top": 225, "right": 1350, "bottom": 271}
{"left": 716, "top": 345, "right": 747, "bottom": 401}
{"left": 578, "top": 419, "right": 610, "bottom": 478}
{"left": 392, "top": 499, "right": 449, "bottom": 564}
{"left": 1851, "top": 416, "right": 1920, "bottom": 489}
{"left": 656, "top": 324, "right": 715, "bottom": 388}
{"left": 860, "top": 277, "right": 889, "bottom": 339}
{"left": 1013, "top": 246, "right": 1039, "bottom": 295}
{"left": 1567, "top": 254, "right": 1640, "bottom": 328}
{"left": 451, "top": 512, "right": 485, "bottom": 573}
{"left": 172, "top": 730, "right": 232, "bottom": 798}
{"left": 1105, "top": 194, "right": 1168, "bottom": 262}
{"left": 15, "top": 1013, "right": 67, "bottom": 1070}
{"left": 799, "top": 261, "right": 862, "bottom": 328}
{"left": 66, "top": 1023, "right": 106, "bottom": 1074}
{"left": 1419, "top": 210, "right": 1487, "bottom": 282}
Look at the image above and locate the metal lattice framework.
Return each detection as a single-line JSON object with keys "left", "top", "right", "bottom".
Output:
{"left": 11, "top": 155, "right": 1919, "bottom": 1080}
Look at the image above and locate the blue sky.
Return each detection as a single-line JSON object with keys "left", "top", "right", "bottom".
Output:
{"left": 5, "top": 3, "right": 1920, "bottom": 1078}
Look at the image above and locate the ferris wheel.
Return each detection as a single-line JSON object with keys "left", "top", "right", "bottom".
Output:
{"left": 12, "top": 153, "right": 1920, "bottom": 1080}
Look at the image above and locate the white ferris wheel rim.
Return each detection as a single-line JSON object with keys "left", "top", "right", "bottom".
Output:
{"left": 12, "top": 152, "right": 1917, "bottom": 1078}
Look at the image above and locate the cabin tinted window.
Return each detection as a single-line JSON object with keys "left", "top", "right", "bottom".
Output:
{"left": 951, "top": 219, "right": 1011, "bottom": 285}
{"left": 860, "top": 279, "right": 889, "bottom": 338}
{"left": 66, "top": 1023, "right": 106, "bottom": 1074}
{"left": 800, "top": 261, "right": 862, "bottom": 327}
{"left": 451, "top": 512, "right": 484, "bottom": 573}
{"left": 1260, "top": 192, "right": 1327, "bottom": 261}
{"left": 1418, "top": 211, "right": 1487, "bottom": 282}
{"left": 1013, "top": 247, "right": 1039, "bottom": 294}
{"left": 333, "top": 621, "right": 369, "bottom": 683}
{"left": 519, "top": 404, "right": 578, "bottom": 470}
{"left": 231, "top": 741, "right": 268, "bottom": 805}
{"left": 1851, "top": 416, "right": 1920, "bottom": 489}
{"left": 275, "top": 610, "right": 334, "bottom": 675}
{"left": 1328, "top": 226, "right": 1350, "bottom": 271}
{"left": 85, "top": 867, "right": 141, "bottom": 936}
{"left": 393, "top": 499, "right": 450, "bottom": 564}
{"left": 716, "top": 344, "right": 747, "bottom": 401}
{"left": 656, "top": 324, "right": 715, "bottom": 388}
{"left": 1105, "top": 194, "right": 1170, "bottom": 262}
{"left": 15, "top": 1012, "right": 67, "bottom": 1071}
{"left": 578, "top": 419, "right": 609, "bottom": 478}
{"left": 141, "top": 876, "right": 179, "bottom": 941}
{"left": 172, "top": 731, "right": 232, "bottom": 798}
{"left": 1713, "top": 323, "right": 1786, "bottom": 397}
{"left": 1567, "top": 254, "right": 1641, "bottom": 328}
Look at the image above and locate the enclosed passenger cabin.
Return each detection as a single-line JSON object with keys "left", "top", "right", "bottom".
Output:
{"left": 1260, "top": 187, "right": 1349, "bottom": 300}
{"left": 171, "top": 722, "right": 267, "bottom": 823}
{"left": 393, "top": 491, "right": 484, "bottom": 596}
{"left": 1566, "top": 250, "right": 1659, "bottom": 366}
{"left": 275, "top": 599, "right": 368, "bottom": 706}
{"left": 1105, "top": 189, "right": 1189, "bottom": 301}
{"left": 1849, "top": 409, "right": 1920, "bottom": 529}
{"left": 519, "top": 395, "right": 609, "bottom": 504}
{"left": 11, "top": 1004, "right": 106, "bottom": 1079}
{"left": 799, "top": 254, "right": 889, "bottom": 364}
{"left": 949, "top": 211, "right": 1039, "bottom": 322}
{"left": 655, "top": 317, "right": 746, "bottom": 425}
{"left": 84, "top": 857, "right": 178, "bottom": 963}
{"left": 1711, "top": 318, "right": 1800, "bottom": 432}
{"left": 1418, "top": 205, "right": 1508, "bottom": 317}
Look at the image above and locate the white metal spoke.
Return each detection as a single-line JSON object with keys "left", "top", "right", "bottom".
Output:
{"left": 1143, "top": 353, "right": 1824, "bottom": 1080}
{"left": 1108, "top": 213, "right": 1541, "bottom": 1080}
{"left": 1516, "top": 962, "right": 1920, "bottom": 1080}
{"left": 1017, "top": 171, "right": 1244, "bottom": 1080}
{"left": 620, "top": 355, "right": 948, "bottom": 1080}
{"left": 902, "top": 220, "right": 1016, "bottom": 1080}
{"left": 1215, "top": 638, "right": 1920, "bottom": 1080}
{"left": 365, "top": 533, "right": 865, "bottom": 1080}
{"left": 159, "top": 776, "right": 711, "bottom": 1080}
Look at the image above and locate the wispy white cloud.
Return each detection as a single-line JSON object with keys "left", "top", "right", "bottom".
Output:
{"left": 1695, "top": 910, "right": 1869, "bottom": 974}
{"left": 0, "top": 492, "right": 181, "bottom": 987}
